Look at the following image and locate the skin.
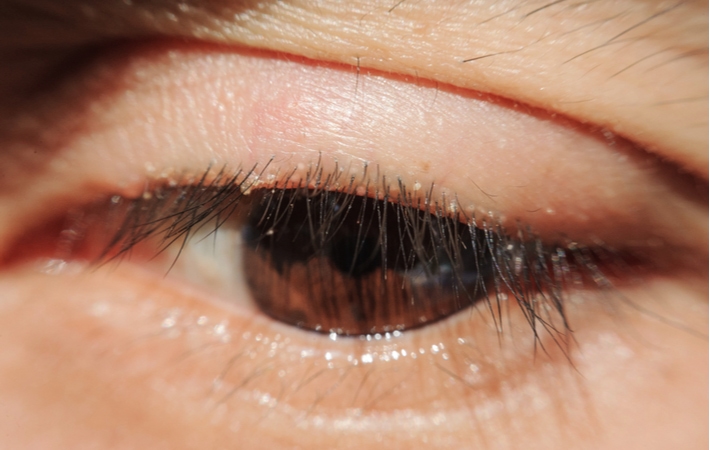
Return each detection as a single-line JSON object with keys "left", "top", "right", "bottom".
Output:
{"left": 0, "top": 1, "right": 707, "bottom": 449}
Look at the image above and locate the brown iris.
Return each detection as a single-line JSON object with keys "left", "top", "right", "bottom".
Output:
{"left": 242, "top": 188, "right": 492, "bottom": 336}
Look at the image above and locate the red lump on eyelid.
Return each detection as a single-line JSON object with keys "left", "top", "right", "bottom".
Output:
{"left": 0, "top": 41, "right": 703, "bottom": 255}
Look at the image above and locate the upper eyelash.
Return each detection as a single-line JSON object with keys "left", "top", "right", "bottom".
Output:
{"left": 62, "top": 161, "right": 619, "bottom": 353}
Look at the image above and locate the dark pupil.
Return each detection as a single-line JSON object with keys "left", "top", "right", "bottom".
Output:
{"left": 242, "top": 188, "right": 492, "bottom": 336}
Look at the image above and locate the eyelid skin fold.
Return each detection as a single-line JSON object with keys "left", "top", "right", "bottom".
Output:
{"left": 0, "top": 41, "right": 705, "bottom": 262}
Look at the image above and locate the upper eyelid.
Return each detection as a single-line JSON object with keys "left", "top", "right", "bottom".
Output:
{"left": 0, "top": 40, "right": 705, "bottom": 279}
{"left": 0, "top": 41, "right": 704, "bottom": 255}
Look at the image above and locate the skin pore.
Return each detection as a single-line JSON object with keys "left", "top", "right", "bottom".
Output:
{"left": 0, "top": 1, "right": 707, "bottom": 449}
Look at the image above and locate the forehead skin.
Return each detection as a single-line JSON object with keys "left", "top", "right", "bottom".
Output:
{"left": 1, "top": 0, "right": 707, "bottom": 175}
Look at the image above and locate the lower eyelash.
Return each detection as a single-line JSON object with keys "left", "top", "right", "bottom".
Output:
{"left": 55, "top": 162, "right": 617, "bottom": 352}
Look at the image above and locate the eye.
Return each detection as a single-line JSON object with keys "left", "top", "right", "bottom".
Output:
{"left": 2, "top": 156, "right": 615, "bottom": 419}
{"left": 241, "top": 186, "right": 494, "bottom": 335}
{"left": 0, "top": 40, "right": 705, "bottom": 448}
{"left": 34, "top": 170, "right": 586, "bottom": 341}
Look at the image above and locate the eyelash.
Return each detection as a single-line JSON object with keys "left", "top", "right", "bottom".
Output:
{"left": 58, "top": 161, "right": 617, "bottom": 351}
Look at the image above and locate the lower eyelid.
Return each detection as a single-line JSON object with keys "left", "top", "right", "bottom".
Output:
{"left": 1, "top": 243, "right": 705, "bottom": 447}
{"left": 14, "top": 247, "right": 704, "bottom": 450}
{"left": 2, "top": 263, "right": 576, "bottom": 408}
